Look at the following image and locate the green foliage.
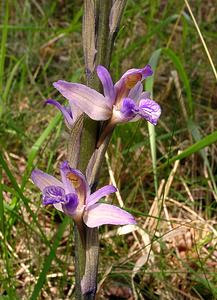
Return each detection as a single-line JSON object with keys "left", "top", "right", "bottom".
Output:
{"left": 30, "top": 217, "right": 71, "bottom": 300}
{"left": 1, "top": 0, "right": 217, "bottom": 299}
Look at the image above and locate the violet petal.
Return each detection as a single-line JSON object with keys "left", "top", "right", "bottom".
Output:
{"left": 114, "top": 65, "right": 153, "bottom": 96}
{"left": 59, "top": 161, "right": 76, "bottom": 195}
{"left": 60, "top": 161, "right": 90, "bottom": 204}
{"left": 46, "top": 99, "right": 74, "bottom": 129}
{"left": 83, "top": 203, "right": 136, "bottom": 228}
{"left": 138, "top": 98, "right": 161, "bottom": 125}
{"left": 112, "top": 98, "right": 137, "bottom": 124}
{"left": 68, "top": 100, "right": 82, "bottom": 122}
{"left": 53, "top": 81, "right": 112, "bottom": 120}
{"left": 141, "top": 64, "right": 153, "bottom": 79}
{"left": 120, "top": 98, "right": 137, "bottom": 119}
{"left": 31, "top": 169, "right": 63, "bottom": 192}
{"left": 96, "top": 65, "right": 116, "bottom": 107}
{"left": 86, "top": 185, "right": 117, "bottom": 208}
{"left": 53, "top": 203, "right": 64, "bottom": 212}
{"left": 42, "top": 185, "right": 66, "bottom": 205}
{"left": 140, "top": 91, "right": 151, "bottom": 99}
{"left": 63, "top": 193, "right": 79, "bottom": 215}
{"left": 128, "top": 82, "right": 143, "bottom": 103}
{"left": 118, "top": 65, "right": 153, "bottom": 82}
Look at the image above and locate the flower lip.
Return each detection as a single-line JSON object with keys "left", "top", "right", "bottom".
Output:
{"left": 138, "top": 98, "right": 161, "bottom": 125}
{"left": 42, "top": 185, "right": 66, "bottom": 205}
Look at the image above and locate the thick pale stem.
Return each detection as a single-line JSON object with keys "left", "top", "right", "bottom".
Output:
{"left": 68, "top": 1, "right": 126, "bottom": 299}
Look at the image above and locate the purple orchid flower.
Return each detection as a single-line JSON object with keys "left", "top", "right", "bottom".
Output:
{"left": 31, "top": 161, "right": 136, "bottom": 228}
{"left": 45, "top": 99, "right": 81, "bottom": 129}
{"left": 53, "top": 65, "right": 161, "bottom": 145}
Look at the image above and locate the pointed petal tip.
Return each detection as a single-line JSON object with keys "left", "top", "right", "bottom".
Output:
{"left": 60, "top": 160, "right": 69, "bottom": 170}
{"left": 53, "top": 80, "right": 65, "bottom": 88}
{"left": 142, "top": 64, "right": 153, "bottom": 78}
{"left": 53, "top": 80, "right": 71, "bottom": 94}
{"left": 53, "top": 203, "right": 63, "bottom": 212}
{"left": 45, "top": 99, "right": 74, "bottom": 128}
{"left": 96, "top": 65, "right": 110, "bottom": 76}
{"left": 59, "top": 161, "right": 85, "bottom": 181}
{"left": 146, "top": 64, "right": 153, "bottom": 71}
{"left": 53, "top": 81, "right": 59, "bottom": 90}
{"left": 128, "top": 217, "right": 137, "bottom": 225}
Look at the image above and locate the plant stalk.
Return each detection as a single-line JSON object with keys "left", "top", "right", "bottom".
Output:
{"left": 67, "top": 1, "right": 127, "bottom": 299}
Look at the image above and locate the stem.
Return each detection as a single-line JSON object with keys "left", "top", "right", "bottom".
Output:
{"left": 68, "top": 1, "right": 126, "bottom": 299}
{"left": 95, "top": 0, "right": 112, "bottom": 68}
{"left": 74, "top": 226, "right": 86, "bottom": 299}
{"left": 82, "top": 227, "right": 99, "bottom": 300}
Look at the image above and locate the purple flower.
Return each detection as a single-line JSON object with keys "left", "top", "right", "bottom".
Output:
{"left": 45, "top": 99, "right": 81, "bottom": 129}
{"left": 31, "top": 161, "right": 136, "bottom": 228}
{"left": 53, "top": 65, "right": 161, "bottom": 142}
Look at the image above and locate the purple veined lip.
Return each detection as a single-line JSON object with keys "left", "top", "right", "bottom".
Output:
{"left": 42, "top": 185, "right": 66, "bottom": 205}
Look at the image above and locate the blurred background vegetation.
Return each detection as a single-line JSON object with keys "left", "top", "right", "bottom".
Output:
{"left": 0, "top": 0, "right": 217, "bottom": 299}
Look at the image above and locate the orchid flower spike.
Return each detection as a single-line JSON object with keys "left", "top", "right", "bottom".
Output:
{"left": 31, "top": 161, "right": 136, "bottom": 228}
{"left": 53, "top": 65, "right": 161, "bottom": 146}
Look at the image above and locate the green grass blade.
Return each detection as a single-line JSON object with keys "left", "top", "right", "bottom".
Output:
{"left": 145, "top": 49, "right": 162, "bottom": 193}
{"left": 0, "top": 0, "right": 9, "bottom": 117}
{"left": 0, "top": 162, "right": 19, "bottom": 299}
{"left": 117, "top": 14, "right": 179, "bottom": 59}
{"left": 165, "top": 130, "right": 217, "bottom": 165}
{"left": 2, "top": 56, "right": 24, "bottom": 103}
{"left": 0, "top": 152, "right": 50, "bottom": 247}
{"left": 21, "top": 112, "right": 62, "bottom": 190}
{"left": 30, "top": 216, "right": 70, "bottom": 300}
{"left": 162, "top": 47, "right": 193, "bottom": 117}
{"left": 188, "top": 120, "right": 217, "bottom": 198}
{"left": 0, "top": 167, "right": 5, "bottom": 236}
{"left": 46, "top": 118, "right": 62, "bottom": 173}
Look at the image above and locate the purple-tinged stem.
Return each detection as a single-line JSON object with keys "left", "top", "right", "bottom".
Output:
{"left": 68, "top": 1, "right": 127, "bottom": 299}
